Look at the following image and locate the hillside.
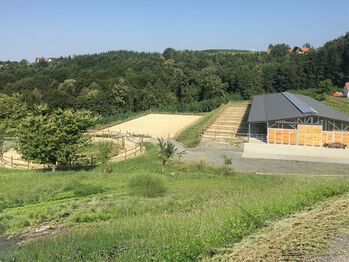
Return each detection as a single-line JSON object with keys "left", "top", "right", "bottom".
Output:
{"left": 1, "top": 143, "right": 349, "bottom": 261}
{"left": 0, "top": 33, "right": 348, "bottom": 118}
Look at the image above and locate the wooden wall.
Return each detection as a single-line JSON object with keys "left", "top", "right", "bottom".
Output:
{"left": 268, "top": 128, "right": 297, "bottom": 145}
{"left": 268, "top": 124, "right": 349, "bottom": 146}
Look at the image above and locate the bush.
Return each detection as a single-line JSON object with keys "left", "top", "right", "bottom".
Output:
{"left": 129, "top": 174, "right": 167, "bottom": 198}
{"left": 199, "top": 159, "right": 206, "bottom": 171}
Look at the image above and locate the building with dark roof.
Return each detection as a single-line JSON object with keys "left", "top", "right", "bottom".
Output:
{"left": 248, "top": 92, "right": 349, "bottom": 146}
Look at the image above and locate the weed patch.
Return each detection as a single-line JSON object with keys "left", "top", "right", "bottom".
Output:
{"left": 129, "top": 174, "right": 167, "bottom": 198}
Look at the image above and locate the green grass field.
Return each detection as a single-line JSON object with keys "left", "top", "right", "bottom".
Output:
{"left": 1, "top": 143, "right": 349, "bottom": 261}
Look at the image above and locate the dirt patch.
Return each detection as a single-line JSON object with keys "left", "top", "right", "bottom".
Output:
{"left": 206, "top": 193, "right": 349, "bottom": 262}
{"left": 103, "top": 113, "right": 202, "bottom": 138}
{"left": 1, "top": 221, "right": 68, "bottom": 251}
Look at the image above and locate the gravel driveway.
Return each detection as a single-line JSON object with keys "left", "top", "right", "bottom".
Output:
{"left": 146, "top": 138, "right": 349, "bottom": 175}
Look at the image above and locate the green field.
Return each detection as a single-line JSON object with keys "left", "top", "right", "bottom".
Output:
{"left": 1, "top": 143, "right": 349, "bottom": 261}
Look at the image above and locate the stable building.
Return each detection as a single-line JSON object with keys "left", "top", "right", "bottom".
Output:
{"left": 248, "top": 92, "right": 349, "bottom": 146}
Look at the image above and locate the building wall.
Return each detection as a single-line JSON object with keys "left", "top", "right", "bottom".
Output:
{"left": 268, "top": 124, "right": 349, "bottom": 146}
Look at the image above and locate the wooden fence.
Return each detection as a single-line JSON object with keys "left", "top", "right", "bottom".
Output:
{"left": 0, "top": 153, "right": 45, "bottom": 169}
{"left": 0, "top": 137, "right": 145, "bottom": 169}
{"left": 173, "top": 115, "right": 203, "bottom": 138}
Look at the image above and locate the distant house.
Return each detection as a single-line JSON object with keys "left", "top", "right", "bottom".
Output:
{"left": 344, "top": 82, "right": 349, "bottom": 98}
{"left": 289, "top": 46, "right": 310, "bottom": 53}
{"left": 267, "top": 46, "right": 310, "bottom": 54}
{"left": 35, "top": 57, "right": 55, "bottom": 63}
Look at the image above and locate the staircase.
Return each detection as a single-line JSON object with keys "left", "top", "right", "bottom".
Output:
{"left": 201, "top": 102, "right": 250, "bottom": 144}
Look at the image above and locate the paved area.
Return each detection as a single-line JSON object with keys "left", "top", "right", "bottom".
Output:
{"left": 102, "top": 113, "right": 202, "bottom": 138}
{"left": 243, "top": 142, "right": 349, "bottom": 165}
{"left": 146, "top": 138, "right": 349, "bottom": 175}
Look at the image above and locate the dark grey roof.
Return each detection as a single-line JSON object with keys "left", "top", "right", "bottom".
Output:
{"left": 248, "top": 92, "right": 349, "bottom": 123}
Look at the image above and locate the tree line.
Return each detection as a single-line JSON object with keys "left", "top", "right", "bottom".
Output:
{"left": 0, "top": 32, "right": 348, "bottom": 118}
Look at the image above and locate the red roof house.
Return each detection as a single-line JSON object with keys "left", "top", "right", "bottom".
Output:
{"left": 289, "top": 46, "right": 310, "bottom": 53}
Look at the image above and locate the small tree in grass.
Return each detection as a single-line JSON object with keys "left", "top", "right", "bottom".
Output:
{"left": 16, "top": 105, "right": 98, "bottom": 172}
{"left": 222, "top": 154, "right": 234, "bottom": 176}
{"left": 98, "top": 141, "right": 119, "bottom": 173}
{"left": 157, "top": 138, "right": 182, "bottom": 174}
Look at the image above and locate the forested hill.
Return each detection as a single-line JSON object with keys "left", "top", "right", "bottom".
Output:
{"left": 0, "top": 32, "right": 348, "bottom": 116}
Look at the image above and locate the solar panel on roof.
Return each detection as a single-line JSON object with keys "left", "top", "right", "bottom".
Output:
{"left": 282, "top": 92, "right": 315, "bottom": 114}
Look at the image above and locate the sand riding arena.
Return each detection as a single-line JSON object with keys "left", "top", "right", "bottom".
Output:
{"left": 101, "top": 113, "right": 202, "bottom": 138}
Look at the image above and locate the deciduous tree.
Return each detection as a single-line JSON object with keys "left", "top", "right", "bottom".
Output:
{"left": 16, "top": 106, "right": 98, "bottom": 172}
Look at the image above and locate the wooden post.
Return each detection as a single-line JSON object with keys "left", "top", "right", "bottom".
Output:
{"left": 91, "top": 155, "right": 93, "bottom": 165}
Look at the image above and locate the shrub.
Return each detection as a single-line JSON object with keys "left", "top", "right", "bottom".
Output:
{"left": 199, "top": 159, "right": 206, "bottom": 171}
{"left": 222, "top": 154, "right": 235, "bottom": 176}
{"left": 129, "top": 174, "right": 167, "bottom": 197}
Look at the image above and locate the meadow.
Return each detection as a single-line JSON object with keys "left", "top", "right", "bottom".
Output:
{"left": 1, "top": 143, "right": 349, "bottom": 261}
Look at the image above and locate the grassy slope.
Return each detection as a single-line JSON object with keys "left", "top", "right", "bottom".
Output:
{"left": 208, "top": 193, "right": 349, "bottom": 261}
{"left": 322, "top": 95, "right": 349, "bottom": 115}
{"left": 1, "top": 143, "right": 349, "bottom": 261}
{"left": 175, "top": 105, "right": 223, "bottom": 147}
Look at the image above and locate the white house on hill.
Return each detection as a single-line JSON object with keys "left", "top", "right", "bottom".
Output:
{"left": 344, "top": 82, "right": 349, "bottom": 98}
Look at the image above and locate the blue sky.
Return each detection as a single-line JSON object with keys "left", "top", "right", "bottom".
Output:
{"left": 1, "top": 0, "right": 348, "bottom": 61}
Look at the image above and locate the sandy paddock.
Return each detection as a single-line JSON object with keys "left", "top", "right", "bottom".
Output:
{"left": 103, "top": 113, "right": 202, "bottom": 138}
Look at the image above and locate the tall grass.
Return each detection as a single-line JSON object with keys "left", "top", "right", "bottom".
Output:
{"left": 129, "top": 174, "right": 166, "bottom": 197}
{"left": 1, "top": 143, "right": 349, "bottom": 261}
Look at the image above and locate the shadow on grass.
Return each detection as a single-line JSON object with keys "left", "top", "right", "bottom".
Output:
{"left": 38, "top": 164, "right": 98, "bottom": 173}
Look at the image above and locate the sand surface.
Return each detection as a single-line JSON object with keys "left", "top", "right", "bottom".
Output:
{"left": 103, "top": 114, "right": 202, "bottom": 138}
